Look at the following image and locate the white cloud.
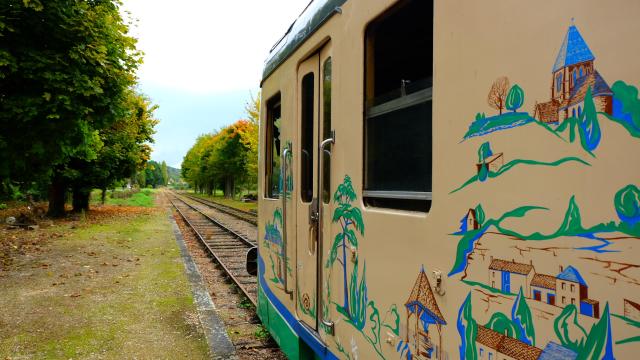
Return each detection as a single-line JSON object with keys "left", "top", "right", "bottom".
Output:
{"left": 122, "top": 0, "right": 309, "bottom": 93}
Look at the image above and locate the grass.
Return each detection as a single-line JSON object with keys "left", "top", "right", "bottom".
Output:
{"left": 0, "top": 204, "right": 210, "bottom": 358}
{"left": 188, "top": 191, "right": 257, "bottom": 213}
{"left": 91, "top": 188, "right": 157, "bottom": 208}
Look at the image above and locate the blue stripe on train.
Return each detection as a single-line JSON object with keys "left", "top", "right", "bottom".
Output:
{"left": 258, "top": 254, "right": 339, "bottom": 359}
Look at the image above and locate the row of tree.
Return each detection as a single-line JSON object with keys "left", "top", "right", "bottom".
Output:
{"left": 0, "top": 0, "right": 157, "bottom": 216}
{"left": 181, "top": 95, "right": 259, "bottom": 198}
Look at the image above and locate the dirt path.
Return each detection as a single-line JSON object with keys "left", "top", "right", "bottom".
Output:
{"left": 0, "top": 204, "right": 210, "bottom": 359}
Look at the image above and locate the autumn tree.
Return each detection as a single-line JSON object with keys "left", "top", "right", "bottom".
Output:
{"left": 238, "top": 93, "right": 260, "bottom": 190}
{"left": 487, "top": 76, "right": 510, "bottom": 115}
{"left": 0, "top": 0, "right": 142, "bottom": 216}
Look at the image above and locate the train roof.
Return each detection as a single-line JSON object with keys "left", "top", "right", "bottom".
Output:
{"left": 261, "top": 0, "right": 347, "bottom": 84}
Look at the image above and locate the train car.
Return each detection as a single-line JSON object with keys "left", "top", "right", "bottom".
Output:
{"left": 255, "top": 0, "right": 640, "bottom": 358}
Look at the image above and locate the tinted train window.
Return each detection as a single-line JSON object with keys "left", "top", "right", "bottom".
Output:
{"left": 300, "top": 73, "right": 314, "bottom": 203}
{"left": 364, "top": 0, "right": 433, "bottom": 212}
{"left": 265, "top": 94, "right": 281, "bottom": 199}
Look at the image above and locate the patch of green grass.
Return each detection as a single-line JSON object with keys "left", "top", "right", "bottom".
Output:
{"left": 189, "top": 192, "right": 257, "bottom": 213}
{"left": 254, "top": 325, "right": 270, "bottom": 340}
{"left": 106, "top": 191, "right": 155, "bottom": 207}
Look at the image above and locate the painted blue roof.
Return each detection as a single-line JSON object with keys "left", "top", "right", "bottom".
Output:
{"left": 557, "top": 266, "right": 588, "bottom": 286}
{"left": 538, "top": 342, "right": 578, "bottom": 360}
{"left": 552, "top": 25, "right": 595, "bottom": 72}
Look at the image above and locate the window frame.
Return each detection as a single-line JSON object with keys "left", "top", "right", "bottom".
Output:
{"left": 362, "top": 0, "right": 433, "bottom": 212}
{"left": 264, "top": 93, "right": 282, "bottom": 200}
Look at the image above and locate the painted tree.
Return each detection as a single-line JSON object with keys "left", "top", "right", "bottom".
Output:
{"left": 578, "top": 303, "right": 615, "bottom": 360}
{"left": 477, "top": 142, "right": 493, "bottom": 182}
{"left": 553, "top": 304, "right": 587, "bottom": 352}
{"left": 474, "top": 204, "right": 485, "bottom": 227}
{"left": 505, "top": 84, "right": 525, "bottom": 112}
{"left": 511, "top": 287, "right": 536, "bottom": 346}
{"left": 486, "top": 312, "right": 518, "bottom": 338}
{"left": 614, "top": 184, "right": 640, "bottom": 227}
{"left": 327, "top": 175, "right": 364, "bottom": 317}
{"left": 457, "top": 293, "right": 478, "bottom": 360}
{"left": 578, "top": 87, "right": 602, "bottom": 151}
{"left": 487, "top": 77, "right": 510, "bottom": 115}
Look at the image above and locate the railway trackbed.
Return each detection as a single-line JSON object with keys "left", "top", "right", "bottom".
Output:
{"left": 168, "top": 194, "right": 257, "bottom": 306}
{"left": 180, "top": 193, "right": 258, "bottom": 226}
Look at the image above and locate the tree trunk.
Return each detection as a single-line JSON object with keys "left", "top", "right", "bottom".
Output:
{"left": 225, "top": 177, "right": 233, "bottom": 199}
{"left": 101, "top": 188, "right": 107, "bottom": 204}
{"left": 72, "top": 188, "right": 91, "bottom": 213}
{"left": 342, "top": 233, "right": 350, "bottom": 316}
{"left": 47, "top": 177, "right": 67, "bottom": 218}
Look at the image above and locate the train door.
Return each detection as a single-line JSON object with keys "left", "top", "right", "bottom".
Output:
{"left": 295, "top": 44, "right": 334, "bottom": 333}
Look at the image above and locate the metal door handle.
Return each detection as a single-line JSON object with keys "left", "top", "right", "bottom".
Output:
{"left": 317, "top": 130, "right": 335, "bottom": 334}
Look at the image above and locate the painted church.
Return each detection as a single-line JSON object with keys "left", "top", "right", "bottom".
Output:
{"left": 533, "top": 23, "right": 613, "bottom": 124}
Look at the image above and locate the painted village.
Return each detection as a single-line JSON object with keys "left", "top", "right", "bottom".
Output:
{"left": 438, "top": 22, "right": 640, "bottom": 360}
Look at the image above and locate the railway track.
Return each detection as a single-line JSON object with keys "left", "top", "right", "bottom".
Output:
{"left": 179, "top": 192, "right": 257, "bottom": 226}
{"left": 168, "top": 194, "right": 257, "bottom": 306}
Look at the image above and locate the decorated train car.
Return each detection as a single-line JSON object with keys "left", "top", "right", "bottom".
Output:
{"left": 254, "top": 0, "right": 640, "bottom": 358}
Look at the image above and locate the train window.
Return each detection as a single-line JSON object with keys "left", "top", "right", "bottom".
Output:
{"left": 322, "top": 57, "right": 332, "bottom": 204}
{"left": 265, "top": 93, "right": 282, "bottom": 199}
{"left": 363, "top": 0, "right": 433, "bottom": 212}
{"left": 300, "top": 73, "right": 314, "bottom": 203}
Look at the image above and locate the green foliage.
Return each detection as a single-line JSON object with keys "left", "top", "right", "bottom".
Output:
{"left": 254, "top": 325, "right": 270, "bottom": 340}
{"left": 554, "top": 304, "right": 588, "bottom": 352}
{"left": 181, "top": 94, "right": 259, "bottom": 197}
{"left": 614, "top": 184, "right": 640, "bottom": 225}
{"left": 486, "top": 312, "right": 517, "bottom": 338}
{"left": 505, "top": 84, "right": 525, "bottom": 112}
{"left": 579, "top": 87, "right": 601, "bottom": 151}
{"left": 458, "top": 293, "right": 478, "bottom": 360}
{"left": 611, "top": 80, "right": 640, "bottom": 133}
{"left": 477, "top": 142, "right": 493, "bottom": 163}
{"left": 512, "top": 287, "right": 535, "bottom": 346}
{"left": 577, "top": 304, "right": 615, "bottom": 360}
{"left": 474, "top": 204, "right": 485, "bottom": 226}
{"left": 0, "top": 0, "right": 149, "bottom": 214}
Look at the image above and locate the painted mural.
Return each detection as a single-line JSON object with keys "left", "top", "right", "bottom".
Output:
{"left": 263, "top": 207, "right": 290, "bottom": 286}
{"left": 395, "top": 267, "right": 447, "bottom": 360}
{"left": 451, "top": 21, "right": 640, "bottom": 360}
{"left": 325, "top": 175, "right": 401, "bottom": 359}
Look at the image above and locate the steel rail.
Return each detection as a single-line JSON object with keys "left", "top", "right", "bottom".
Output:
{"left": 169, "top": 195, "right": 257, "bottom": 307}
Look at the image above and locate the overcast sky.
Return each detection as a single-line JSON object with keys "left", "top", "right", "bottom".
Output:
{"left": 121, "top": 0, "right": 309, "bottom": 168}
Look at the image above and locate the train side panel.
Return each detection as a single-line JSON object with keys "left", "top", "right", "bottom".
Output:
{"left": 258, "top": 0, "right": 640, "bottom": 359}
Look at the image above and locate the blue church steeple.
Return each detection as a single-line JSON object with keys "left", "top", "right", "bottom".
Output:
{"left": 552, "top": 24, "right": 595, "bottom": 72}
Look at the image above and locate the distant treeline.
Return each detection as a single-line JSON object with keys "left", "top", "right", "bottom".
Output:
{"left": 181, "top": 95, "right": 259, "bottom": 198}
{"left": 135, "top": 161, "right": 182, "bottom": 189}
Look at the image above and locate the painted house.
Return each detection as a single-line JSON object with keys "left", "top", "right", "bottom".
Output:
{"left": 476, "top": 152, "right": 504, "bottom": 173}
{"left": 537, "top": 342, "right": 578, "bottom": 360}
{"left": 463, "top": 208, "right": 480, "bottom": 231}
{"left": 556, "top": 265, "right": 599, "bottom": 318}
{"left": 475, "top": 325, "right": 542, "bottom": 360}
{"left": 405, "top": 268, "right": 447, "bottom": 360}
{"left": 533, "top": 24, "right": 613, "bottom": 124}
{"left": 488, "top": 258, "right": 534, "bottom": 295}
{"left": 530, "top": 273, "right": 557, "bottom": 306}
